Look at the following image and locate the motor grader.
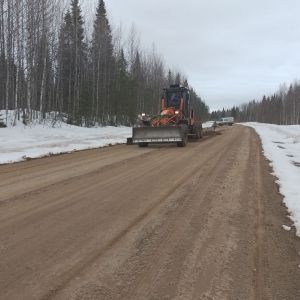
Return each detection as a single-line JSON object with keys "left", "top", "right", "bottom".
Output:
{"left": 132, "top": 84, "right": 203, "bottom": 147}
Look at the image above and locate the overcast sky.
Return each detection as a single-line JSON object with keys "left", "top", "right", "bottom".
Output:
{"left": 85, "top": 0, "right": 300, "bottom": 110}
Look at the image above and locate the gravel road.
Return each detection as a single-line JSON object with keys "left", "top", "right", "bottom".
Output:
{"left": 0, "top": 126, "right": 299, "bottom": 300}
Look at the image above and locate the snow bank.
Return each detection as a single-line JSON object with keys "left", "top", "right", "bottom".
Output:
{"left": 245, "top": 122, "right": 300, "bottom": 236}
{"left": 202, "top": 121, "right": 216, "bottom": 129}
{"left": 0, "top": 110, "right": 131, "bottom": 164}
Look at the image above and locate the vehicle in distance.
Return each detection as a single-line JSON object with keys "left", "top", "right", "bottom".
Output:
{"left": 218, "top": 117, "right": 234, "bottom": 126}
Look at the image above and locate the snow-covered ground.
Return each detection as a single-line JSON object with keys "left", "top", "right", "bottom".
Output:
{"left": 202, "top": 121, "right": 216, "bottom": 128}
{"left": 245, "top": 123, "right": 300, "bottom": 236}
{"left": 0, "top": 110, "right": 131, "bottom": 164}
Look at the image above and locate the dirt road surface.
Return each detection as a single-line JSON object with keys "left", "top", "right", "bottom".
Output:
{"left": 0, "top": 126, "right": 300, "bottom": 300}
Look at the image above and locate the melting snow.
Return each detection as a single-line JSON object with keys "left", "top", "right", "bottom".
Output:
{"left": 282, "top": 225, "right": 292, "bottom": 231}
{"left": 0, "top": 110, "right": 131, "bottom": 165}
{"left": 244, "top": 123, "right": 300, "bottom": 236}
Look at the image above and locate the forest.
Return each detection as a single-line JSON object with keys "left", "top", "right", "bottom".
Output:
{"left": 0, "top": 0, "right": 210, "bottom": 126}
{"left": 211, "top": 82, "right": 300, "bottom": 125}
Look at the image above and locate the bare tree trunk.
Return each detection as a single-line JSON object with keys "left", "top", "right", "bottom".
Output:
{"left": 39, "top": 54, "right": 47, "bottom": 113}
{"left": 96, "top": 49, "right": 101, "bottom": 121}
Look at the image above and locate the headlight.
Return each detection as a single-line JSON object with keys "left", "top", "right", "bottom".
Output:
{"left": 141, "top": 113, "right": 146, "bottom": 117}
{"left": 175, "top": 111, "right": 180, "bottom": 115}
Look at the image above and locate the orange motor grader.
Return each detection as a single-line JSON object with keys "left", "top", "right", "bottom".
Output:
{"left": 132, "top": 84, "right": 203, "bottom": 147}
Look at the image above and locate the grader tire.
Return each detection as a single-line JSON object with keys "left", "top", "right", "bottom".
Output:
{"left": 177, "top": 126, "right": 188, "bottom": 147}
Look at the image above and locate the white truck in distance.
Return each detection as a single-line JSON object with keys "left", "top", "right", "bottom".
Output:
{"left": 218, "top": 117, "right": 234, "bottom": 126}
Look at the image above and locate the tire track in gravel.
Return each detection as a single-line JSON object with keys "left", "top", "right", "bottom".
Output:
{"left": 41, "top": 130, "right": 240, "bottom": 300}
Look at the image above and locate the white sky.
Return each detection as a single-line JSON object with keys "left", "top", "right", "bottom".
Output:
{"left": 83, "top": 0, "right": 300, "bottom": 110}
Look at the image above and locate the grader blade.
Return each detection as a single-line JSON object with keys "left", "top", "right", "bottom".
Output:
{"left": 132, "top": 126, "right": 184, "bottom": 144}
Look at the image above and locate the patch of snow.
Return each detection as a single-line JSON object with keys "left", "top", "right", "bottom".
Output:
{"left": 243, "top": 122, "right": 300, "bottom": 236}
{"left": 202, "top": 121, "right": 216, "bottom": 128}
{"left": 0, "top": 110, "right": 131, "bottom": 165}
{"left": 282, "top": 225, "right": 291, "bottom": 231}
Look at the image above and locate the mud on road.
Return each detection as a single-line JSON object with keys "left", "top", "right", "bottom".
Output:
{"left": 0, "top": 126, "right": 299, "bottom": 300}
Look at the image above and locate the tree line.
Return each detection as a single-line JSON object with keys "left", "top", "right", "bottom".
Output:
{"left": 211, "top": 82, "right": 300, "bottom": 125}
{"left": 0, "top": 0, "right": 209, "bottom": 126}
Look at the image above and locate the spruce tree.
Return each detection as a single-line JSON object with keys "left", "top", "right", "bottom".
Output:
{"left": 114, "top": 49, "right": 129, "bottom": 124}
{"left": 167, "top": 70, "right": 173, "bottom": 86}
{"left": 91, "top": 0, "right": 114, "bottom": 124}
{"left": 57, "top": 11, "right": 73, "bottom": 115}
{"left": 70, "top": 0, "right": 87, "bottom": 123}
{"left": 175, "top": 72, "right": 181, "bottom": 85}
{"left": 130, "top": 51, "right": 144, "bottom": 116}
